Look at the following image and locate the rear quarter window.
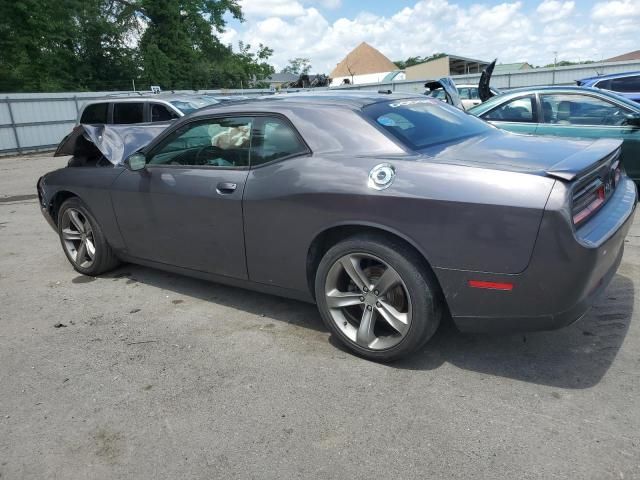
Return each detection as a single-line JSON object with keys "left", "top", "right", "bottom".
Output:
{"left": 610, "top": 75, "right": 640, "bottom": 93}
{"left": 80, "top": 103, "right": 108, "bottom": 124}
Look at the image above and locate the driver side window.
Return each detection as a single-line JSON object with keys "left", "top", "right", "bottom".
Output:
{"left": 148, "top": 117, "right": 253, "bottom": 168}
{"left": 539, "top": 94, "right": 631, "bottom": 126}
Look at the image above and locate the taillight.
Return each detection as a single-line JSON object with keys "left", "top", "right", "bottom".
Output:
{"left": 572, "top": 152, "right": 621, "bottom": 227}
{"left": 572, "top": 178, "right": 606, "bottom": 226}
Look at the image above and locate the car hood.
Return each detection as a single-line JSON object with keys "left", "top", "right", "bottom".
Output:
{"left": 55, "top": 123, "right": 170, "bottom": 165}
{"left": 419, "top": 130, "right": 622, "bottom": 180}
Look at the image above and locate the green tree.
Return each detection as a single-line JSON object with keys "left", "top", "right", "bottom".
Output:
{"left": 0, "top": 0, "right": 136, "bottom": 91}
{"left": 394, "top": 56, "right": 424, "bottom": 70}
{"left": 210, "top": 42, "right": 274, "bottom": 88}
{"left": 116, "top": 0, "right": 244, "bottom": 89}
{"left": 0, "top": 0, "right": 276, "bottom": 92}
{"left": 281, "top": 57, "right": 312, "bottom": 76}
{"left": 394, "top": 53, "right": 446, "bottom": 70}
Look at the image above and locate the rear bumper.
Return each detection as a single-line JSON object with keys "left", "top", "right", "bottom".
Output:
{"left": 437, "top": 177, "right": 637, "bottom": 334}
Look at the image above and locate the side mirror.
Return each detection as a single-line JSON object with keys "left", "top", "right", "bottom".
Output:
{"left": 127, "top": 153, "right": 147, "bottom": 171}
{"left": 625, "top": 113, "right": 640, "bottom": 127}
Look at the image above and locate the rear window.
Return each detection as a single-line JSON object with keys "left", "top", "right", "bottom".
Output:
{"left": 113, "top": 102, "right": 144, "bottom": 124}
{"left": 80, "top": 103, "right": 108, "bottom": 124}
{"left": 610, "top": 75, "right": 640, "bottom": 93}
{"left": 364, "top": 98, "right": 492, "bottom": 149}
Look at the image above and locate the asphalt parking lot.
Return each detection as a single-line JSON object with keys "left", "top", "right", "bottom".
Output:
{"left": 1, "top": 153, "right": 639, "bottom": 479}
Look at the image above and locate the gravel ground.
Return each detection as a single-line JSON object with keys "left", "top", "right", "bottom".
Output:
{"left": 1, "top": 153, "right": 639, "bottom": 480}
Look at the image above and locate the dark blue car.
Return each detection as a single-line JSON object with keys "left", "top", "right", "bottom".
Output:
{"left": 577, "top": 71, "right": 640, "bottom": 103}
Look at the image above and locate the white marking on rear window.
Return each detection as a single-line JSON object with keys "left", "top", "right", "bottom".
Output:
{"left": 389, "top": 99, "right": 433, "bottom": 108}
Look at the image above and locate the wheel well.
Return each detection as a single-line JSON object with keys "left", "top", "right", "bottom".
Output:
{"left": 306, "top": 225, "right": 444, "bottom": 303}
{"left": 49, "top": 191, "right": 77, "bottom": 225}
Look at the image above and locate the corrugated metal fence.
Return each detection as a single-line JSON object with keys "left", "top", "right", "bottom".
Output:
{"left": 2, "top": 59, "right": 640, "bottom": 156}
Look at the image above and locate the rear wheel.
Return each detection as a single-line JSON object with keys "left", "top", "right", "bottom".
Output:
{"left": 58, "top": 197, "right": 120, "bottom": 276}
{"left": 315, "top": 234, "right": 441, "bottom": 361}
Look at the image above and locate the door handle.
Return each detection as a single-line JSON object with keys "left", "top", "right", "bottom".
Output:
{"left": 216, "top": 182, "right": 237, "bottom": 194}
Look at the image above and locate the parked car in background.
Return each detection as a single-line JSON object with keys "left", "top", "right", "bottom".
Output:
{"left": 78, "top": 93, "right": 220, "bottom": 125}
{"left": 468, "top": 86, "right": 640, "bottom": 183}
{"left": 577, "top": 71, "right": 640, "bottom": 103}
{"left": 426, "top": 84, "right": 501, "bottom": 109}
{"left": 40, "top": 92, "right": 636, "bottom": 361}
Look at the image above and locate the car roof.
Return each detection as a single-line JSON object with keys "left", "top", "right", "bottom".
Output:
{"left": 86, "top": 93, "right": 216, "bottom": 104}
{"left": 503, "top": 85, "right": 606, "bottom": 94}
{"left": 492, "top": 85, "right": 639, "bottom": 103}
{"left": 578, "top": 70, "right": 640, "bottom": 83}
{"left": 189, "top": 91, "right": 425, "bottom": 116}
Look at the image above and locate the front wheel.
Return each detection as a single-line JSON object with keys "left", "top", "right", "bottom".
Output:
{"left": 58, "top": 197, "right": 120, "bottom": 276}
{"left": 315, "top": 234, "right": 442, "bottom": 362}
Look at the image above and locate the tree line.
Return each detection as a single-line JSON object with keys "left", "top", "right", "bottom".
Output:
{"left": 0, "top": 0, "right": 275, "bottom": 92}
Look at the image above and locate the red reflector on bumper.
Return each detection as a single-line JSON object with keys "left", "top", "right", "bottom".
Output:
{"left": 468, "top": 280, "right": 514, "bottom": 291}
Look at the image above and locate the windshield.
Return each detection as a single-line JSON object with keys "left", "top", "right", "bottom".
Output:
{"left": 170, "top": 97, "right": 219, "bottom": 114}
{"left": 364, "top": 98, "right": 493, "bottom": 150}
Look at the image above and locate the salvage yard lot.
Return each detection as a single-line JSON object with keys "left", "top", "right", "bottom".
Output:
{"left": 1, "top": 153, "right": 639, "bottom": 479}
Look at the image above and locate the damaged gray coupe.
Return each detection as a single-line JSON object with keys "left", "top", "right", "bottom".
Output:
{"left": 38, "top": 92, "right": 637, "bottom": 361}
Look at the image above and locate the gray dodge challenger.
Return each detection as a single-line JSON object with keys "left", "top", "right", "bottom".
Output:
{"left": 38, "top": 92, "right": 637, "bottom": 361}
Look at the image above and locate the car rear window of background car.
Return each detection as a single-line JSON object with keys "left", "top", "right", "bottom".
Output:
{"left": 113, "top": 103, "right": 144, "bottom": 124}
{"left": 598, "top": 75, "right": 640, "bottom": 93}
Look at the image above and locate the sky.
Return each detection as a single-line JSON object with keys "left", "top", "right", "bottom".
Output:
{"left": 220, "top": 0, "right": 640, "bottom": 73}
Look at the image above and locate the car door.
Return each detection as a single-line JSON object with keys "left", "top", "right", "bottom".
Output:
{"left": 110, "top": 115, "right": 253, "bottom": 279}
{"left": 478, "top": 94, "right": 538, "bottom": 135}
{"left": 535, "top": 93, "right": 640, "bottom": 181}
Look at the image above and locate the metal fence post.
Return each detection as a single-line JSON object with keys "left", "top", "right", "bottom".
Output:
{"left": 73, "top": 95, "right": 80, "bottom": 114}
{"left": 5, "top": 96, "right": 21, "bottom": 155}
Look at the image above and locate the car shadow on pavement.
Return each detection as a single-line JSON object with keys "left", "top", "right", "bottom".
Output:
{"left": 105, "top": 265, "right": 326, "bottom": 333}
{"left": 107, "top": 265, "right": 633, "bottom": 389}
{"left": 391, "top": 274, "right": 635, "bottom": 389}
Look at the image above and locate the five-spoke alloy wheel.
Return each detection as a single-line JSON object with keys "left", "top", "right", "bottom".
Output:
{"left": 60, "top": 208, "right": 96, "bottom": 269}
{"left": 57, "top": 197, "right": 120, "bottom": 276}
{"left": 315, "top": 234, "right": 441, "bottom": 361}
{"left": 324, "top": 253, "right": 411, "bottom": 350}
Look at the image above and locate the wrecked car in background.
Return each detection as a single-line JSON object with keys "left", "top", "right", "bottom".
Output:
{"left": 39, "top": 92, "right": 636, "bottom": 361}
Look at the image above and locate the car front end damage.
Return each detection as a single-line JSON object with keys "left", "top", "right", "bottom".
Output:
{"left": 435, "top": 143, "right": 638, "bottom": 333}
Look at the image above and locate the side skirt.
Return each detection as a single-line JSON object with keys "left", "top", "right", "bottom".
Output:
{"left": 116, "top": 252, "right": 315, "bottom": 304}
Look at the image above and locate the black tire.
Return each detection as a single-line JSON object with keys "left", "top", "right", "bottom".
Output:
{"left": 315, "top": 234, "right": 442, "bottom": 362}
{"left": 57, "top": 197, "right": 120, "bottom": 276}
